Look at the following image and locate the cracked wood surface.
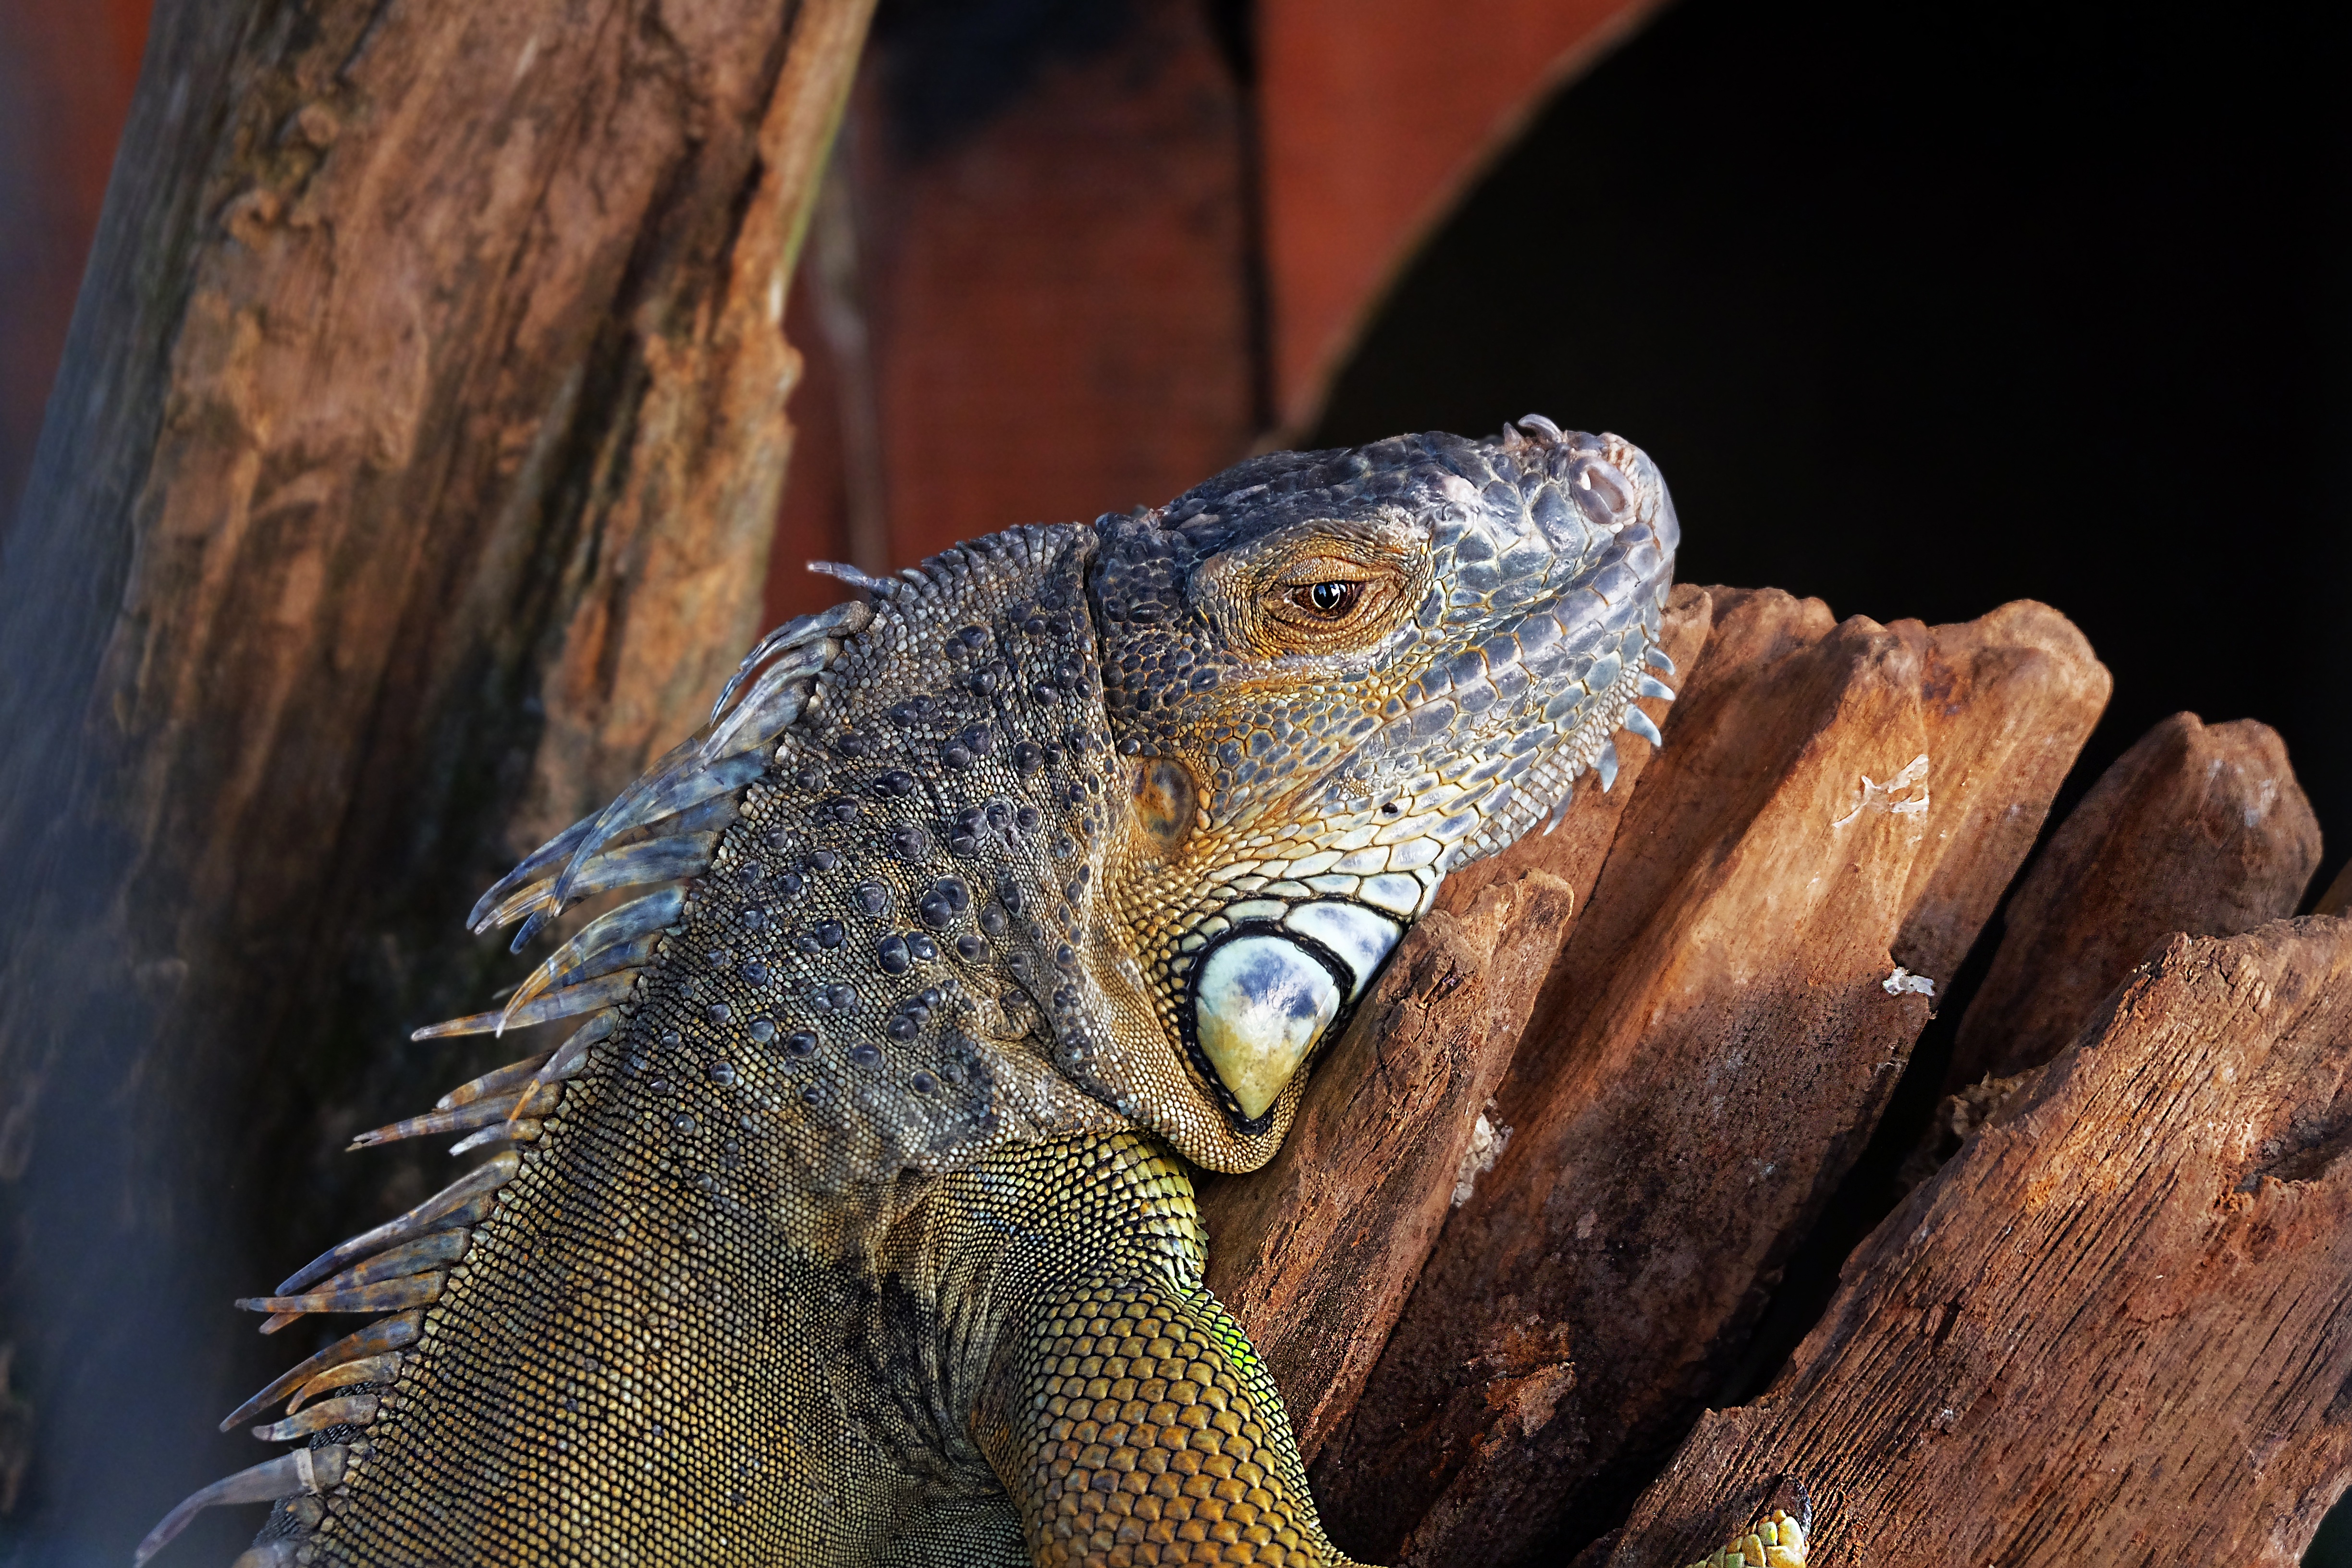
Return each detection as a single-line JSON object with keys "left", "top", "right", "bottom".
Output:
{"left": 1306, "top": 589, "right": 2110, "bottom": 1566}
{"left": 1596, "top": 916, "right": 2352, "bottom": 1568}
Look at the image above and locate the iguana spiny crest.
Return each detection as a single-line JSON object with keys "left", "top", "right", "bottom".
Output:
{"left": 140, "top": 419, "right": 1691, "bottom": 1568}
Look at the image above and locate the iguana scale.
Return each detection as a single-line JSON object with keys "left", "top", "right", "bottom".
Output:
{"left": 140, "top": 421, "right": 1802, "bottom": 1568}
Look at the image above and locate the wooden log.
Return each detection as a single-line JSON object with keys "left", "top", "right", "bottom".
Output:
{"left": 1943, "top": 712, "right": 2323, "bottom": 1091}
{"left": 0, "top": 1, "right": 873, "bottom": 1555}
{"left": 1308, "top": 590, "right": 2109, "bottom": 1566}
{"left": 1595, "top": 916, "right": 2352, "bottom": 1568}
{"left": 1200, "top": 585, "right": 1713, "bottom": 1462}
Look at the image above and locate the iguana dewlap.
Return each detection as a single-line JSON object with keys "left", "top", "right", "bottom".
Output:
{"left": 141, "top": 422, "right": 1781, "bottom": 1568}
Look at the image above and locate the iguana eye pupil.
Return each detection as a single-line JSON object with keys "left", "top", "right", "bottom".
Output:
{"left": 1297, "top": 581, "right": 1358, "bottom": 616}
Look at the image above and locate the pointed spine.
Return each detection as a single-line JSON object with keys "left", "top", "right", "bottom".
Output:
{"left": 433, "top": 1051, "right": 555, "bottom": 1112}
{"left": 252, "top": 1393, "right": 378, "bottom": 1442}
{"left": 452, "top": 1119, "right": 542, "bottom": 1154}
{"left": 288, "top": 1353, "right": 404, "bottom": 1414}
{"left": 276, "top": 1153, "right": 516, "bottom": 1294}
{"left": 409, "top": 969, "right": 640, "bottom": 1041}
{"left": 509, "top": 889, "right": 683, "bottom": 1012}
{"left": 220, "top": 1313, "right": 421, "bottom": 1432}
{"left": 238, "top": 1272, "right": 446, "bottom": 1319}
{"left": 135, "top": 1446, "right": 347, "bottom": 1565}
{"left": 349, "top": 1081, "right": 557, "bottom": 1149}
{"left": 488, "top": 834, "right": 719, "bottom": 948}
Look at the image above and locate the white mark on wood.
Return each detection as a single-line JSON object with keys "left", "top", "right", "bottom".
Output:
{"left": 1884, "top": 966, "right": 1936, "bottom": 998}
{"left": 2247, "top": 777, "right": 2278, "bottom": 828}
{"left": 514, "top": 35, "right": 539, "bottom": 82}
{"left": 1834, "top": 752, "right": 1932, "bottom": 827}
{"left": 1452, "top": 1106, "right": 1513, "bottom": 1208}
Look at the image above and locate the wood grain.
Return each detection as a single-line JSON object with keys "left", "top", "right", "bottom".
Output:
{"left": 0, "top": 2, "right": 873, "bottom": 1554}
{"left": 1308, "top": 590, "right": 2108, "bottom": 1566}
{"left": 1597, "top": 916, "right": 2352, "bottom": 1568}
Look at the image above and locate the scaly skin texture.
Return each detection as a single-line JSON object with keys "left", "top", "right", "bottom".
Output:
{"left": 145, "top": 424, "right": 1782, "bottom": 1568}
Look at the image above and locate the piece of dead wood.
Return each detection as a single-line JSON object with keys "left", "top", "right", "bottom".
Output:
{"left": 0, "top": 0, "right": 875, "bottom": 1552}
{"left": 1944, "top": 711, "right": 2323, "bottom": 1092}
{"left": 1198, "top": 585, "right": 1713, "bottom": 1462}
{"left": 1307, "top": 590, "right": 2109, "bottom": 1567}
{"left": 1594, "top": 916, "right": 2352, "bottom": 1568}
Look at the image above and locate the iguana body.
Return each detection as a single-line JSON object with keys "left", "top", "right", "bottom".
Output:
{"left": 142, "top": 424, "right": 1786, "bottom": 1567}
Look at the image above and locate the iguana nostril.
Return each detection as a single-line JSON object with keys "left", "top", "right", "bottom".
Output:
{"left": 1575, "top": 458, "right": 1633, "bottom": 516}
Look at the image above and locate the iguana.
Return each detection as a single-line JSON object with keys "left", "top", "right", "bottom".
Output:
{"left": 138, "top": 420, "right": 1802, "bottom": 1568}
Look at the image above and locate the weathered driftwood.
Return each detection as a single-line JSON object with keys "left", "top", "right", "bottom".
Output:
{"left": 1197, "top": 585, "right": 1712, "bottom": 1461}
{"left": 1282, "top": 589, "right": 2112, "bottom": 1565}
{"left": 1593, "top": 917, "right": 2352, "bottom": 1568}
{"left": 0, "top": 0, "right": 872, "bottom": 1556}
{"left": 1944, "top": 711, "right": 2323, "bottom": 1091}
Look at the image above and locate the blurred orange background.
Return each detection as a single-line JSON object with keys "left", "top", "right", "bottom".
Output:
{"left": 0, "top": 0, "right": 1657, "bottom": 623}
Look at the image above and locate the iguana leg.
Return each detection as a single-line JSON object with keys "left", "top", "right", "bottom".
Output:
{"left": 949, "top": 1132, "right": 1361, "bottom": 1568}
{"left": 986, "top": 1275, "right": 1359, "bottom": 1567}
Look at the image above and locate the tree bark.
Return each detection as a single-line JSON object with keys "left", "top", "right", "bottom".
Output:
{"left": 1303, "top": 590, "right": 2111, "bottom": 1566}
{"left": 2324, "top": 861, "right": 2352, "bottom": 919}
{"left": 0, "top": 0, "right": 872, "bottom": 1557}
{"left": 1594, "top": 917, "right": 2352, "bottom": 1568}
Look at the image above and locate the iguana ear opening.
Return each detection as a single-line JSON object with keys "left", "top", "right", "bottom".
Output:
{"left": 1128, "top": 754, "right": 1200, "bottom": 858}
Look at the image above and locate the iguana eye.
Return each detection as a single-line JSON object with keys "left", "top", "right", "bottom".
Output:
{"left": 1290, "top": 581, "right": 1360, "bottom": 618}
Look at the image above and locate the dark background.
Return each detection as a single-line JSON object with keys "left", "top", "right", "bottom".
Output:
{"left": 1320, "top": 0, "right": 2351, "bottom": 909}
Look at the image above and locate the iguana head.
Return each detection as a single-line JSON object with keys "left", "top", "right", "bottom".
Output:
{"left": 1081, "top": 418, "right": 1679, "bottom": 1169}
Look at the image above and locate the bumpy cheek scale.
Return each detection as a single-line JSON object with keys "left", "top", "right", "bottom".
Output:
{"left": 1282, "top": 900, "right": 1402, "bottom": 1001}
